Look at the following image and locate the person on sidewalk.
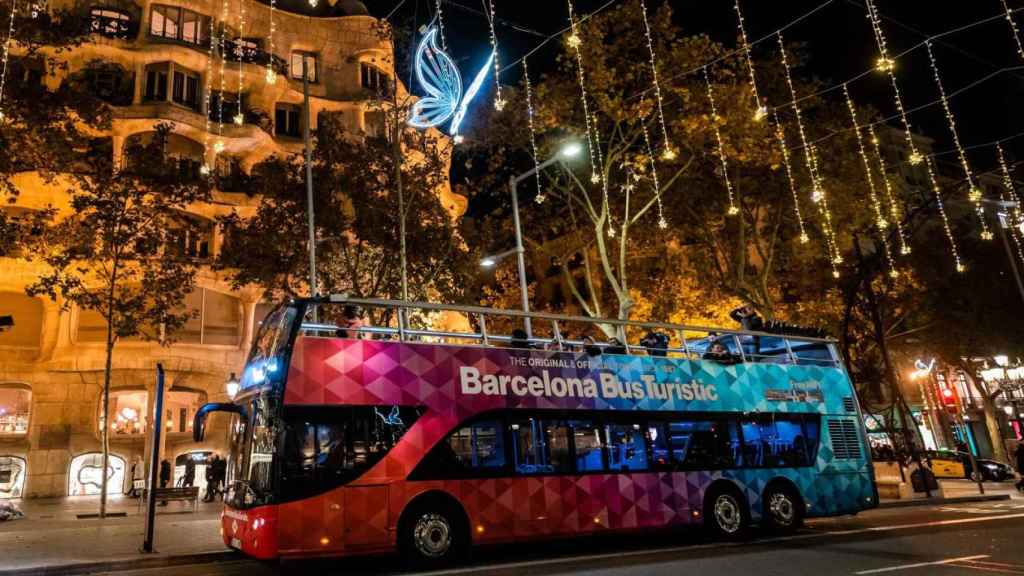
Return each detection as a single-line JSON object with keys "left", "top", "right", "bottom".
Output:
{"left": 183, "top": 457, "right": 196, "bottom": 488}
{"left": 158, "top": 459, "right": 171, "bottom": 506}
{"left": 1015, "top": 445, "right": 1024, "bottom": 492}
{"left": 203, "top": 455, "right": 217, "bottom": 502}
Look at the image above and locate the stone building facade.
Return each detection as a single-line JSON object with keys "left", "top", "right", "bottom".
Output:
{"left": 0, "top": 0, "right": 457, "bottom": 498}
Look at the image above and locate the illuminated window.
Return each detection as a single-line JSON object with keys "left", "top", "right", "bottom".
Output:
{"left": 289, "top": 52, "right": 318, "bottom": 83}
{"left": 172, "top": 289, "right": 241, "bottom": 346}
{"left": 0, "top": 456, "right": 26, "bottom": 499}
{"left": 107, "top": 390, "right": 148, "bottom": 436}
{"left": 149, "top": 4, "right": 209, "bottom": 46}
{"left": 69, "top": 452, "right": 125, "bottom": 496}
{"left": 90, "top": 8, "right": 132, "bottom": 38}
{"left": 0, "top": 385, "right": 30, "bottom": 436}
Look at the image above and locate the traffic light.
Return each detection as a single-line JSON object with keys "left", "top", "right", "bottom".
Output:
{"left": 940, "top": 387, "right": 958, "bottom": 413}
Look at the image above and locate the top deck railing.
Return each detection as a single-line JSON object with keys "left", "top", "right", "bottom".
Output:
{"left": 294, "top": 296, "right": 842, "bottom": 368}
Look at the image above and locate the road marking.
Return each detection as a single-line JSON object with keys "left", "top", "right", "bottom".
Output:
{"left": 853, "top": 555, "right": 989, "bottom": 574}
{"left": 953, "top": 560, "right": 1024, "bottom": 575}
{"left": 410, "top": 513, "right": 1024, "bottom": 576}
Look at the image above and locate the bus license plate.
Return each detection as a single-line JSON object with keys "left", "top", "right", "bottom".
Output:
{"left": 230, "top": 537, "right": 241, "bottom": 549}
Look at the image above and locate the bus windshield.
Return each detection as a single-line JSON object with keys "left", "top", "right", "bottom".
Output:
{"left": 226, "top": 392, "right": 278, "bottom": 509}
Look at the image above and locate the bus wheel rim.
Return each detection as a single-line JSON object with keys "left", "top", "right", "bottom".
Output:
{"left": 413, "top": 513, "right": 452, "bottom": 558}
{"left": 769, "top": 492, "right": 795, "bottom": 525}
{"left": 714, "top": 494, "right": 742, "bottom": 533}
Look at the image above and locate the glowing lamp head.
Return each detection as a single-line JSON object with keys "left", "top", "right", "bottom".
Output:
{"left": 727, "top": 206, "right": 740, "bottom": 216}
{"left": 212, "top": 141, "right": 225, "bottom": 154}
{"left": 799, "top": 232, "right": 810, "bottom": 244}
{"left": 658, "top": 217, "right": 669, "bottom": 230}
{"left": 534, "top": 194, "right": 546, "bottom": 205}
{"left": 956, "top": 263, "right": 966, "bottom": 273}
{"left": 875, "top": 58, "right": 895, "bottom": 73}
{"left": 908, "top": 151, "right": 924, "bottom": 166}
{"left": 120, "top": 407, "right": 138, "bottom": 421}
{"left": 226, "top": 372, "right": 241, "bottom": 400}
{"left": 233, "top": 114, "right": 244, "bottom": 126}
{"left": 479, "top": 257, "right": 496, "bottom": 268}
{"left": 1004, "top": 405, "right": 1015, "bottom": 416}
{"left": 567, "top": 33, "right": 582, "bottom": 48}
{"left": 265, "top": 70, "right": 277, "bottom": 85}
{"left": 753, "top": 106, "right": 768, "bottom": 122}
{"left": 995, "top": 355, "right": 1010, "bottom": 367}
{"left": 981, "top": 230, "right": 995, "bottom": 241}
{"left": 942, "top": 388, "right": 954, "bottom": 399}
{"left": 559, "top": 142, "right": 583, "bottom": 159}
{"left": 660, "top": 147, "right": 677, "bottom": 161}
{"left": 590, "top": 173, "right": 601, "bottom": 185}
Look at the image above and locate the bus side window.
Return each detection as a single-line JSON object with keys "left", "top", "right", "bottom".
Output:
{"left": 446, "top": 420, "right": 506, "bottom": 471}
{"left": 741, "top": 414, "right": 817, "bottom": 468}
{"left": 606, "top": 423, "right": 648, "bottom": 472}
{"left": 509, "top": 419, "right": 571, "bottom": 475}
{"left": 571, "top": 420, "right": 604, "bottom": 472}
{"left": 673, "top": 418, "right": 739, "bottom": 470}
{"left": 645, "top": 422, "right": 672, "bottom": 471}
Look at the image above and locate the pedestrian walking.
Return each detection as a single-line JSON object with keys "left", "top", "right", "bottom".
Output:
{"left": 203, "top": 455, "right": 217, "bottom": 502}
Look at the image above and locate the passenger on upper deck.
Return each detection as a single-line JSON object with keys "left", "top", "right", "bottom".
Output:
{"left": 702, "top": 340, "right": 739, "bottom": 365}
{"left": 730, "top": 303, "right": 763, "bottom": 355}
{"left": 510, "top": 329, "right": 531, "bottom": 350}
{"left": 334, "top": 305, "right": 366, "bottom": 339}
{"left": 640, "top": 331, "right": 669, "bottom": 357}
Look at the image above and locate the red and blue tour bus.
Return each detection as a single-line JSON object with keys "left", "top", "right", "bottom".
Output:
{"left": 194, "top": 297, "right": 876, "bottom": 565}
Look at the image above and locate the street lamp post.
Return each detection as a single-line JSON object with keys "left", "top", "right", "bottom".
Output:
{"left": 302, "top": 55, "right": 318, "bottom": 316}
{"left": 505, "top": 142, "right": 583, "bottom": 338}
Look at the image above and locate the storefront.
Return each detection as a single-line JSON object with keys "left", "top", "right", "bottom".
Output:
{"left": 68, "top": 452, "right": 126, "bottom": 496}
{"left": 0, "top": 456, "right": 26, "bottom": 498}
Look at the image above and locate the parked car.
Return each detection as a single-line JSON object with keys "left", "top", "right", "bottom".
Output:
{"left": 924, "top": 450, "right": 1015, "bottom": 482}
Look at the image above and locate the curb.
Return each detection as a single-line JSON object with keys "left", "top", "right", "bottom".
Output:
{"left": 0, "top": 550, "right": 241, "bottom": 576}
{"left": 878, "top": 493, "right": 1012, "bottom": 509}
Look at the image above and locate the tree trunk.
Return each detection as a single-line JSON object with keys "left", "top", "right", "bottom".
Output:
{"left": 980, "top": 393, "right": 1008, "bottom": 463}
{"left": 99, "top": 301, "right": 114, "bottom": 519}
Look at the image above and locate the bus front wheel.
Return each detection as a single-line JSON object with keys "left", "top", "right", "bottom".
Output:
{"left": 704, "top": 485, "right": 749, "bottom": 538}
{"left": 762, "top": 483, "right": 804, "bottom": 533}
{"left": 399, "top": 502, "right": 468, "bottom": 566}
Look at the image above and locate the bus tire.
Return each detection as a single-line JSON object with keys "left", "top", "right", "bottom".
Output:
{"left": 398, "top": 497, "right": 468, "bottom": 567}
{"left": 762, "top": 481, "right": 804, "bottom": 533}
{"left": 703, "top": 483, "right": 749, "bottom": 539}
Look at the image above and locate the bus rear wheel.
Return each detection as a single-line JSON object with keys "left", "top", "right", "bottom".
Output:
{"left": 762, "top": 483, "right": 803, "bottom": 533}
{"left": 399, "top": 503, "right": 467, "bottom": 566}
{"left": 704, "top": 485, "right": 749, "bottom": 538}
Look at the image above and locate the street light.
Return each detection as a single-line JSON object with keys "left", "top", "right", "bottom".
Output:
{"left": 479, "top": 248, "right": 519, "bottom": 269}
{"left": 225, "top": 372, "right": 240, "bottom": 401}
{"left": 507, "top": 140, "right": 582, "bottom": 338}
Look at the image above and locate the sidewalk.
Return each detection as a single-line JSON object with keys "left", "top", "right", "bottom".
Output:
{"left": 878, "top": 479, "right": 1018, "bottom": 508}
{"left": 0, "top": 495, "right": 232, "bottom": 575}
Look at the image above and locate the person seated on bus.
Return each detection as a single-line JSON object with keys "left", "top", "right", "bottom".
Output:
{"left": 640, "top": 331, "right": 669, "bottom": 357}
{"left": 604, "top": 337, "right": 627, "bottom": 355}
{"left": 334, "top": 305, "right": 365, "bottom": 339}
{"left": 581, "top": 336, "right": 602, "bottom": 358}
{"left": 702, "top": 340, "right": 739, "bottom": 365}
{"left": 510, "top": 329, "right": 531, "bottom": 349}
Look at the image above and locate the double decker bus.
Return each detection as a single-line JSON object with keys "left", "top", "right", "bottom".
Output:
{"left": 194, "top": 297, "right": 876, "bottom": 565}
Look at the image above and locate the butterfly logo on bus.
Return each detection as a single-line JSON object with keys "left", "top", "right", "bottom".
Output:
{"left": 407, "top": 27, "right": 495, "bottom": 141}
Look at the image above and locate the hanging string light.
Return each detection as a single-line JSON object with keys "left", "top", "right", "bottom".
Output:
{"left": 0, "top": 0, "right": 17, "bottom": 122}
{"left": 734, "top": 0, "right": 767, "bottom": 122}
{"left": 566, "top": 0, "right": 600, "bottom": 185}
{"left": 702, "top": 66, "right": 738, "bottom": 216}
{"left": 265, "top": 0, "right": 277, "bottom": 84}
{"left": 523, "top": 60, "right": 545, "bottom": 205}
{"left": 771, "top": 111, "right": 809, "bottom": 244}
{"left": 485, "top": 0, "right": 505, "bottom": 111}
{"left": 214, "top": 0, "right": 229, "bottom": 154}
{"left": 996, "top": 143, "right": 1024, "bottom": 239}
{"left": 1001, "top": 0, "right": 1024, "bottom": 62}
{"left": 434, "top": 0, "right": 448, "bottom": 50}
{"left": 808, "top": 143, "right": 842, "bottom": 266}
{"left": 865, "top": 124, "right": 911, "bottom": 256}
{"left": 924, "top": 157, "right": 965, "bottom": 273}
{"left": 201, "top": 15, "right": 216, "bottom": 176}
{"left": 864, "top": 0, "right": 924, "bottom": 166}
{"left": 234, "top": 0, "right": 247, "bottom": 125}
{"left": 924, "top": 40, "right": 992, "bottom": 240}
{"left": 640, "top": 100, "right": 667, "bottom": 229}
{"left": 637, "top": 0, "right": 674, "bottom": 160}
{"left": 777, "top": 33, "right": 840, "bottom": 276}
{"left": 844, "top": 86, "right": 898, "bottom": 276}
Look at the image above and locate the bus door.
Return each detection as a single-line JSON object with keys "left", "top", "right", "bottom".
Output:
{"left": 344, "top": 485, "right": 390, "bottom": 550}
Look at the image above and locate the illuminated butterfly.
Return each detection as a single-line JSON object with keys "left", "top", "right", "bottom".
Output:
{"left": 409, "top": 28, "right": 464, "bottom": 129}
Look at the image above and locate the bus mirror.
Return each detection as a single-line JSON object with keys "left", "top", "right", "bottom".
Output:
{"left": 193, "top": 403, "right": 247, "bottom": 442}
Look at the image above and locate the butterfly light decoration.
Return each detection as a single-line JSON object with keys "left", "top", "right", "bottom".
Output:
{"left": 408, "top": 28, "right": 464, "bottom": 130}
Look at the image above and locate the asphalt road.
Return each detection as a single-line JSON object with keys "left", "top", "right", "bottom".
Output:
{"left": 98, "top": 499, "right": 1024, "bottom": 576}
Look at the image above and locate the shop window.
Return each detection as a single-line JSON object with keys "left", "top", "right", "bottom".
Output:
{"left": 174, "top": 451, "right": 212, "bottom": 491}
{"left": 0, "top": 456, "right": 26, "bottom": 499}
{"left": 108, "top": 389, "right": 148, "bottom": 436}
{"left": 0, "top": 293, "right": 42, "bottom": 350}
{"left": 275, "top": 104, "right": 302, "bottom": 138}
{"left": 69, "top": 452, "right": 125, "bottom": 496}
{"left": 0, "top": 385, "right": 31, "bottom": 435}
{"left": 289, "top": 51, "right": 318, "bottom": 83}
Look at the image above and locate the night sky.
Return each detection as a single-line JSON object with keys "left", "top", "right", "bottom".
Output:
{"left": 369, "top": 0, "right": 1024, "bottom": 172}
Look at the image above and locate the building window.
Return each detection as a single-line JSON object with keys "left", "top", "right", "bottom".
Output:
{"left": 90, "top": 7, "right": 132, "bottom": 39}
{"left": 108, "top": 389, "right": 148, "bottom": 436}
{"left": 364, "top": 110, "right": 386, "bottom": 138}
{"left": 360, "top": 63, "right": 390, "bottom": 97}
{"left": 69, "top": 453, "right": 126, "bottom": 496}
{"left": 143, "top": 67, "right": 168, "bottom": 102}
{"left": 209, "top": 91, "right": 244, "bottom": 123}
{"left": 0, "top": 456, "right": 27, "bottom": 499}
{"left": 275, "top": 104, "right": 302, "bottom": 138}
{"left": 173, "top": 288, "right": 242, "bottom": 346}
{"left": 0, "top": 385, "right": 31, "bottom": 435}
{"left": 289, "top": 52, "right": 318, "bottom": 83}
{"left": 83, "top": 63, "right": 133, "bottom": 106}
{"left": 171, "top": 69, "right": 200, "bottom": 111}
{"left": 230, "top": 37, "right": 260, "bottom": 62}
{"left": 149, "top": 4, "right": 209, "bottom": 46}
